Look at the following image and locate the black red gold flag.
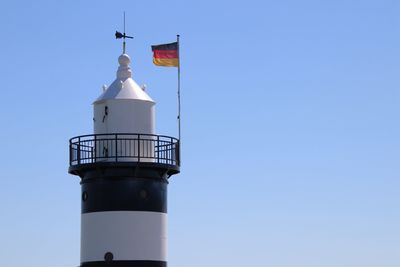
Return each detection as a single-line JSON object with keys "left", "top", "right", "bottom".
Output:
{"left": 151, "top": 42, "right": 179, "bottom": 67}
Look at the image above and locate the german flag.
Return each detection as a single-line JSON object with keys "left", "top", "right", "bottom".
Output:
{"left": 152, "top": 42, "right": 179, "bottom": 67}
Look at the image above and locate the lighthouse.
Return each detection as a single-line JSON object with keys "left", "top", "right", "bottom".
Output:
{"left": 68, "top": 36, "right": 180, "bottom": 267}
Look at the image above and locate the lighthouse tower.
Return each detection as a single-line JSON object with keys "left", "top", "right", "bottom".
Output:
{"left": 68, "top": 41, "right": 180, "bottom": 267}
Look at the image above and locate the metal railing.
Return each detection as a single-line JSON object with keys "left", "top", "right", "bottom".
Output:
{"left": 69, "top": 133, "right": 180, "bottom": 167}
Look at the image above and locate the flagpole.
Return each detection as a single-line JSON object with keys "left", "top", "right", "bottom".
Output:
{"left": 177, "top": 34, "right": 181, "bottom": 163}
{"left": 177, "top": 35, "right": 181, "bottom": 140}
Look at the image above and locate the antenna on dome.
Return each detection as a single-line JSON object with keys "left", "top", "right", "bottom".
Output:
{"left": 115, "top": 11, "right": 133, "bottom": 54}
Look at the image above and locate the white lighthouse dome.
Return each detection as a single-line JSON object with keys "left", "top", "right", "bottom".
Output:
{"left": 94, "top": 54, "right": 153, "bottom": 103}
{"left": 93, "top": 53, "right": 155, "bottom": 135}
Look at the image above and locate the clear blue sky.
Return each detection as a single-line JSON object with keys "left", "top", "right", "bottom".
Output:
{"left": 0, "top": 0, "right": 399, "bottom": 266}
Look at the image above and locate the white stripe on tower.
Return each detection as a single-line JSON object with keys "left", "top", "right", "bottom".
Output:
{"left": 81, "top": 211, "right": 167, "bottom": 262}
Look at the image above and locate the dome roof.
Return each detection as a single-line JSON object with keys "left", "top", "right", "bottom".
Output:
{"left": 94, "top": 53, "right": 154, "bottom": 104}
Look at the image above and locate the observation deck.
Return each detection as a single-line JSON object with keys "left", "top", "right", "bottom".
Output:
{"left": 68, "top": 133, "right": 180, "bottom": 178}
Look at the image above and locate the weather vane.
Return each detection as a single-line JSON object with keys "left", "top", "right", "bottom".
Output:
{"left": 115, "top": 12, "right": 133, "bottom": 54}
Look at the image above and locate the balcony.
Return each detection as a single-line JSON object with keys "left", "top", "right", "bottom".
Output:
{"left": 69, "top": 133, "right": 180, "bottom": 176}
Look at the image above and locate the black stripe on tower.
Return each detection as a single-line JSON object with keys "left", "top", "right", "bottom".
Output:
{"left": 81, "top": 178, "right": 167, "bottom": 213}
{"left": 81, "top": 260, "right": 166, "bottom": 267}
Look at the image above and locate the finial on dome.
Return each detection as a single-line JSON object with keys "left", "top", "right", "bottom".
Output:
{"left": 115, "top": 12, "right": 133, "bottom": 54}
{"left": 114, "top": 13, "right": 134, "bottom": 80}
{"left": 117, "top": 53, "right": 132, "bottom": 80}
{"left": 118, "top": 54, "right": 131, "bottom": 66}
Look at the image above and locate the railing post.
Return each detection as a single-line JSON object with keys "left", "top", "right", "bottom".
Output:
{"left": 94, "top": 135, "right": 97, "bottom": 163}
{"left": 115, "top": 134, "right": 118, "bottom": 162}
{"left": 138, "top": 134, "right": 140, "bottom": 162}
{"left": 77, "top": 137, "right": 81, "bottom": 164}
{"left": 157, "top": 135, "right": 160, "bottom": 163}
{"left": 69, "top": 139, "right": 72, "bottom": 165}
{"left": 171, "top": 137, "right": 174, "bottom": 165}
{"left": 176, "top": 140, "right": 180, "bottom": 166}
